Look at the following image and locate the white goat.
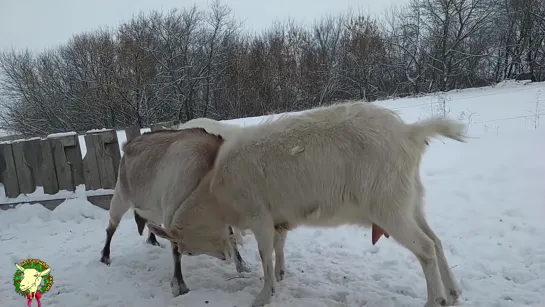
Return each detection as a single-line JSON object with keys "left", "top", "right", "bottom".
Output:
{"left": 133, "top": 117, "right": 247, "bottom": 246}
{"left": 147, "top": 101, "right": 467, "bottom": 307}
{"left": 99, "top": 127, "right": 250, "bottom": 297}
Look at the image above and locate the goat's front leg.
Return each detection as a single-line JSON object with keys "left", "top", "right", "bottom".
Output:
{"left": 249, "top": 220, "right": 276, "bottom": 307}
{"left": 230, "top": 226, "right": 251, "bottom": 273}
{"left": 273, "top": 228, "right": 288, "bottom": 281}
{"left": 234, "top": 246, "right": 251, "bottom": 273}
{"left": 170, "top": 242, "right": 190, "bottom": 296}
{"left": 101, "top": 190, "right": 130, "bottom": 265}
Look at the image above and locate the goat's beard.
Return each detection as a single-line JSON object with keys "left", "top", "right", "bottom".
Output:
{"left": 26, "top": 291, "right": 42, "bottom": 307}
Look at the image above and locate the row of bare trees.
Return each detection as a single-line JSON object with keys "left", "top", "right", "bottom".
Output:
{"left": 0, "top": 0, "right": 544, "bottom": 136}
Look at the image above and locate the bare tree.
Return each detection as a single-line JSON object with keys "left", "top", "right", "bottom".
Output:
{"left": 0, "top": 0, "right": 543, "bottom": 136}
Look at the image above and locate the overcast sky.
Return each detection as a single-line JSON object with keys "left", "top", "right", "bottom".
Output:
{"left": 0, "top": 0, "right": 408, "bottom": 52}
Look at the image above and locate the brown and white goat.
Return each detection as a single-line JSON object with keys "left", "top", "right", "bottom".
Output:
{"left": 147, "top": 101, "right": 467, "bottom": 307}
{"left": 133, "top": 117, "right": 248, "bottom": 246}
{"left": 99, "top": 128, "right": 250, "bottom": 297}
{"left": 171, "top": 117, "right": 248, "bottom": 242}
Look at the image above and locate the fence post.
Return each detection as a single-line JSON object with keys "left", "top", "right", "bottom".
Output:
{"left": 124, "top": 126, "right": 141, "bottom": 142}
{"left": 150, "top": 120, "right": 180, "bottom": 132}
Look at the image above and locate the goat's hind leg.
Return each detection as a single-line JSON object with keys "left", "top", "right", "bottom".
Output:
{"left": 101, "top": 189, "right": 130, "bottom": 265}
{"left": 249, "top": 219, "right": 276, "bottom": 307}
{"left": 273, "top": 226, "right": 288, "bottom": 282}
{"left": 170, "top": 242, "right": 190, "bottom": 296}
{"left": 414, "top": 206, "right": 461, "bottom": 305}
{"left": 377, "top": 212, "right": 447, "bottom": 307}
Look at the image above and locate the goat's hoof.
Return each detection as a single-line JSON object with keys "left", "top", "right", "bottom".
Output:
{"left": 146, "top": 238, "right": 162, "bottom": 247}
{"left": 100, "top": 256, "right": 111, "bottom": 266}
{"left": 275, "top": 269, "right": 285, "bottom": 282}
{"left": 170, "top": 280, "right": 190, "bottom": 297}
{"left": 424, "top": 297, "right": 447, "bottom": 307}
{"left": 446, "top": 289, "right": 461, "bottom": 305}
{"left": 236, "top": 263, "right": 251, "bottom": 273}
{"left": 251, "top": 288, "right": 273, "bottom": 307}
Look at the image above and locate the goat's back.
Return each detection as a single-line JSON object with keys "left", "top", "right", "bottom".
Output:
{"left": 210, "top": 102, "right": 422, "bottom": 228}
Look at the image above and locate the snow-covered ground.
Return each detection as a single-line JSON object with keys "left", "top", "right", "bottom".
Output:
{"left": 1, "top": 80, "right": 544, "bottom": 306}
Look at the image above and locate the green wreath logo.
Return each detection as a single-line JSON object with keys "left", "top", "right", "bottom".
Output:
{"left": 13, "top": 258, "right": 54, "bottom": 297}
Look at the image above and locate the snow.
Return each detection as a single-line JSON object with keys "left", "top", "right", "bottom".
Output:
{"left": 46, "top": 131, "right": 78, "bottom": 138}
{"left": 1, "top": 80, "right": 545, "bottom": 306}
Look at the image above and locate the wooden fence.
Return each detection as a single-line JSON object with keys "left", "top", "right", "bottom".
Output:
{"left": 0, "top": 120, "right": 180, "bottom": 210}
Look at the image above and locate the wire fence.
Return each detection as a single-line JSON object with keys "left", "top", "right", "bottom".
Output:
{"left": 471, "top": 114, "right": 543, "bottom": 125}
{"left": 373, "top": 85, "right": 544, "bottom": 128}
{"left": 386, "top": 86, "right": 538, "bottom": 111}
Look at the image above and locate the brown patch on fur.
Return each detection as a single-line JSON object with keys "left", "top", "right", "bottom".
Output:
{"left": 123, "top": 127, "right": 222, "bottom": 156}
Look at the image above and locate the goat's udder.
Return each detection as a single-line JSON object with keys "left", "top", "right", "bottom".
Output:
{"left": 371, "top": 224, "right": 390, "bottom": 245}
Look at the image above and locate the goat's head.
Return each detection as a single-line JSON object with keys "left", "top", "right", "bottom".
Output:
{"left": 148, "top": 221, "right": 233, "bottom": 261}
{"left": 146, "top": 126, "right": 232, "bottom": 260}
{"left": 15, "top": 264, "right": 50, "bottom": 293}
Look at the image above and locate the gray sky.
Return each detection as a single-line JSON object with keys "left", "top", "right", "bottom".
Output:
{"left": 0, "top": 0, "right": 408, "bottom": 52}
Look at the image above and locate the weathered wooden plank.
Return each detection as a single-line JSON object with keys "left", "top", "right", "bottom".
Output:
{"left": 40, "top": 139, "right": 59, "bottom": 195}
{"left": 150, "top": 123, "right": 163, "bottom": 132}
{"left": 11, "top": 140, "right": 36, "bottom": 194}
{"left": 95, "top": 130, "right": 120, "bottom": 189}
{"left": 48, "top": 133, "right": 82, "bottom": 192}
{"left": 83, "top": 133, "right": 101, "bottom": 191}
{"left": 0, "top": 194, "right": 114, "bottom": 211}
{"left": 0, "top": 142, "right": 20, "bottom": 198}
{"left": 105, "top": 133, "right": 122, "bottom": 181}
{"left": 66, "top": 138, "right": 84, "bottom": 186}
{"left": 124, "top": 126, "right": 141, "bottom": 142}
{"left": 23, "top": 138, "right": 44, "bottom": 187}
{"left": 0, "top": 144, "right": 6, "bottom": 179}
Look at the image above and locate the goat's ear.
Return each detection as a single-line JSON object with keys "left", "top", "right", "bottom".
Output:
{"left": 147, "top": 223, "right": 176, "bottom": 241}
{"left": 40, "top": 268, "right": 51, "bottom": 276}
{"left": 15, "top": 263, "right": 24, "bottom": 271}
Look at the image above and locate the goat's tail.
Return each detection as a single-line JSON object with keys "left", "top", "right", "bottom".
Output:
{"left": 408, "top": 117, "right": 467, "bottom": 145}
